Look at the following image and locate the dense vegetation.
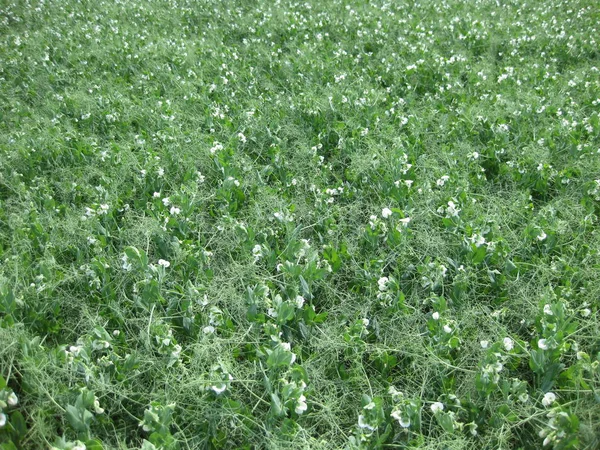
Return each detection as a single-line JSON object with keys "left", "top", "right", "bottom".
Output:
{"left": 1, "top": 0, "right": 599, "bottom": 448}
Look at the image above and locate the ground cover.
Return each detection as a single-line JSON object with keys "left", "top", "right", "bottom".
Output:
{"left": 0, "top": 0, "right": 599, "bottom": 448}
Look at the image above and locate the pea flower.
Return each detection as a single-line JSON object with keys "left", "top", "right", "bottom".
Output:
{"left": 94, "top": 398, "right": 104, "bottom": 414}
{"left": 430, "top": 402, "right": 444, "bottom": 414}
{"left": 295, "top": 394, "right": 307, "bottom": 414}
{"left": 7, "top": 392, "right": 18, "bottom": 406}
{"left": 542, "top": 392, "right": 556, "bottom": 407}
{"left": 382, "top": 208, "right": 392, "bottom": 218}
{"left": 391, "top": 409, "right": 411, "bottom": 428}
{"left": 503, "top": 337, "right": 514, "bottom": 351}
{"left": 377, "top": 277, "right": 389, "bottom": 291}
{"left": 210, "top": 383, "right": 227, "bottom": 394}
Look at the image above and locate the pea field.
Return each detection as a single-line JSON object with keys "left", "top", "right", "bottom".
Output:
{"left": 1, "top": 0, "right": 600, "bottom": 448}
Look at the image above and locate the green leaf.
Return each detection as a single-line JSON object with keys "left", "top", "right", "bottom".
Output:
{"left": 270, "top": 393, "right": 284, "bottom": 417}
{"left": 277, "top": 302, "right": 295, "bottom": 323}
{"left": 435, "top": 411, "right": 455, "bottom": 433}
{"left": 10, "top": 411, "right": 27, "bottom": 438}
{"left": 471, "top": 245, "right": 487, "bottom": 264}
{"left": 299, "top": 275, "right": 311, "bottom": 300}
{"left": 84, "top": 439, "right": 105, "bottom": 450}
{"left": 529, "top": 349, "right": 545, "bottom": 373}
{"left": 505, "top": 259, "right": 518, "bottom": 276}
{"left": 541, "top": 363, "right": 563, "bottom": 392}
{"left": 266, "top": 347, "right": 294, "bottom": 369}
{"left": 66, "top": 405, "right": 86, "bottom": 433}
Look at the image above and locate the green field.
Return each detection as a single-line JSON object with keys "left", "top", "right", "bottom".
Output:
{"left": 1, "top": 0, "right": 600, "bottom": 448}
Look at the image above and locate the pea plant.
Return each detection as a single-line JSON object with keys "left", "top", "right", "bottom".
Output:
{"left": 1, "top": 0, "right": 599, "bottom": 447}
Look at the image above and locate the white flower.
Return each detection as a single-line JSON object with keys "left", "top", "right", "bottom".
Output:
{"left": 210, "top": 383, "right": 227, "bottom": 394}
{"left": 72, "top": 443, "right": 87, "bottom": 450}
{"left": 537, "top": 231, "right": 547, "bottom": 241}
{"left": 295, "top": 295, "right": 305, "bottom": 308}
{"left": 480, "top": 340, "right": 489, "bottom": 349}
{"left": 543, "top": 304, "right": 553, "bottom": 315}
{"left": 153, "top": 192, "right": 161, "bottom": 198}
{"left": 443, "top": 324, "right": 452, "bottom": 333}
{"left": 364, "top": 401, "right": 376, "bottom": 410}
{"left": 7, "top": 392, "right": 18, "bottom": 406}
{"left": 542, "top": 392, "right": 556, "bottom": 407}
{"left": 158, "top": 259, "right": 170, "bottom": 268}
{"left": 358, "top": 415, "right": 376, "bottom": 431}
{"left": 295, "top": 394, "right": 307, "bottom": 414}
{"left": 398, "top": 217, "right": 411, "bottom": 226}
{"left": 157, "top": 167, "right": 165, "bottom": 177}
{"left": 391, "top": 409, "right": 411, "bottom": 428}
{"left": 170, "top": 206, "right": 180, "bottom": 215}
{"left": 446, "top": 201, "right": 461, "bottom": 217}
{"left": 0, "top": 413, "right": 6, "bottom": 427}
{"left": 580, "top": 308, "right": 591, "bottom": 317}
{"left": 538, "top": 339, "right": 548, "bottom": 350}
{"left": 94, "top": 399, "right": 104, "bottom": 414}
{"left": 472, "top": 234, "right": 486, "bottom": 247}
{"left": 377, "top": 277, "right": 389, "bottom": 291}
{"left": 113, "top": 330, "right": 120, "bottom": 337}
{"left": 503, "top": 337, "right": 514, "bottom": 351}
{"left": 210, "top": 141, "right": 224, "bottom": 154}
{"left": 388, "top": 386, "right": 401, "bottom": 397}
{"left": 430, "top": 402, "right": 444, "bottom": 414}
{"left": 203, "top": 326, "right": 215, "bottom": 334}
{"left": 432, "top": 312, "right": 440, "bottom": 320}
{"left": 162, "top": 197, "right": 170, "bottom": 206}
{"left": 436, "top": 175, "right": 450, "bottom": 186}
{"left": 382, "top": 207, "right": 393, "bottom": 218}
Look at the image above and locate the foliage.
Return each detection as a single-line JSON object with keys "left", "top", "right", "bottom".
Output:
{"left": 0, "top": 0, "right": 599, "bottom": 448}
